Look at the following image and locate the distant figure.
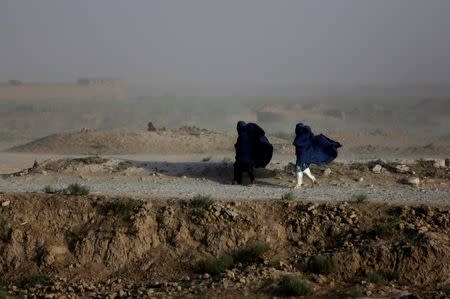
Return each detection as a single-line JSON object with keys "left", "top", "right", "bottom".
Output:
{"left": 232, "top": 121, "right": 273, "bottom": 185}
{"left": 293, "top": 123, "right": 341, "bottom": 188}
{"left": 147, "top": 122, "right": 157, "bottom": 132}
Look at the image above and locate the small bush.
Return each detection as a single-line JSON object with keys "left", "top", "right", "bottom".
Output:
{"left": 308, "top": 255, "right": 338, "bottom": 274}
{"left": 21, "top": 272, "right": 49, "bottom": 287}
{"left": 367, "top": 272, "right": 385, "bottom": 284}
{"left": 277, "top": 276, "right": 312, "bottom": 296}
{"left": 115, "top": 161, "right": 132, "bottom": 172}
{"left": 378, "top": 269, "right": 400, "bottom": 281}
{"left": 77, "top": 156, "right": 108, "bottom": 164}
{"left": 43, "top": 185, "right": 58, "bottom": 194}
{"left": 44, "top": 183, "right": 90, "bottom": 196}
{"left": 344, "top": 285, "right": 365, "bottom": 298}
{"left": 201, "top": 255, "right": 234, "bottom": 275}
{"left": 281, "top": 191, "right": 295, "bottom": 201}
{"left": 109, "top": 198, "right": 142, "bottom": 216}
{"left": 0, "top": 219, "right": 11, "bottom": 242}
{"left": 352, "top": 193, "right": 367, "bottom": 203}
{"left": 190, "top": 195, "right": 214, "bottom": 210}
{"left": 235, "top": 242, "right": 270, "bottom": 263}
{"left": 63, "top": 183, "right": 90, "bottom": 196}
{"left": 202, "top": 156, "right": 212, "bottom": 162}
{"left": 373, "top": 219, "right": 399, "bottom": 238}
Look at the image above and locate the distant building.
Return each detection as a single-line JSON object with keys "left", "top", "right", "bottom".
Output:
{"left": 0, "top": 78, "right": 125, "bottom": 100}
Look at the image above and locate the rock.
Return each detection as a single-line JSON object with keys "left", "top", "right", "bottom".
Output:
{"left": 372, "top": 164, "right": 383, "bottom": 174}
{"left": 1, "top": 200, "right": 11, "bottom": 207}
{"left": 433, "top": 159, "right": 446, "bottom": 168}
{"left": 405, "top": 176, "right": 420, "bottom": 186}
{"left": 323, "top": 168, "right": 332, "bottom": 176}
{"left": 395, "top": 165, "right": 410, "bottom": 173}
{"left": 358, "top": 177, "right": 364, "bottom": 182}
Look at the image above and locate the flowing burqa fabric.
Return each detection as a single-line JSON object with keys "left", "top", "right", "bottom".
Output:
{"left": 235, "top": 122, "right": 273, "bottom": 168}
{"left": 293, "top": 123, "right": 341, "bottom": 164}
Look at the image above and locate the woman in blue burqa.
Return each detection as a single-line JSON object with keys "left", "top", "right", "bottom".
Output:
{"left": 232, "top": 121, "right": 273, "bottom": 185}
{"left": 293, "top": 123, "right": 341, "bottom": 188}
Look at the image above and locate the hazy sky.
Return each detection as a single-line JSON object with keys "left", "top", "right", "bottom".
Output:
{"left": 1, "top": 0, "right": 450, "bottom": 89}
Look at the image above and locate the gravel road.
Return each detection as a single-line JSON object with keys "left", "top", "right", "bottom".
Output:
{"left": 1, "top": 152, "right": 449, "bottom": 205}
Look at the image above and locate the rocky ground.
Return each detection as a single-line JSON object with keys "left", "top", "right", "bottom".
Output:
{"left": 0, "top": 156, "right": 449, "bottom": 205}
{"left": 0, "top": 193, "right": 449, "bottom": 298}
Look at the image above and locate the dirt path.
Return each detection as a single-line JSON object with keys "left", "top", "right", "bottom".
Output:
{"left": 1, "top": 153, "right": 449, "bottom": 205}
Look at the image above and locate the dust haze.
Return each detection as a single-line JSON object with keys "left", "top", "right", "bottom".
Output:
{"left": 1, "top": 0, "right": 450, "bottom": 149}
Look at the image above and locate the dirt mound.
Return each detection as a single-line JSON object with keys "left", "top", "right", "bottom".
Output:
{"left": 0, "top": 193, "right": 449, "bottom": 298}
{"left": 9, "top": 128, "right": 236, "bottom": 155}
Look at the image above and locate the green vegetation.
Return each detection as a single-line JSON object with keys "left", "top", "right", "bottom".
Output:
{"left": 108, "top": 198, "right": 142, "bottom": 216}
{"left": 372, "top": 218, "right": 399, "bottom": 238}
{"left": 21, "top": 272, "right": 49, "bottom": 287}
{"left": 43, "top": 185, "right": 58, "bottom": 194}
{"left": 277, "top": 276, "right": 312, "bottom": 296}
{"left": 63, "top": 183, "right": 90, "bottom": 196}
{"left": 201, "top": 255, "right": 234, "bottom": 275}
{"left": 308, "top": 255, "right": 339, "bottom": 275}
{"left": 281, "top": 191, "right": 295, "bottom": 201}
{"left": 367, "top": 269, "right": 400, "bottom": 284}
{"left": 367, "top": 271, "right": 385, "bottom": 284}
{"left": 0, "top": 219, "right": 11, "bottom": 242}
{"left": 115, "top": 161, "right": 132, "bottom": 172}
{"left": 352, "top": 193, "right": 368, "bottom": 203}
{"left": 43, "top": 183, "right": 90, "bottom": 196}
{"left": 202, "top": 156, "right": 212, "bottom": 162}
{"left": 76, "top": 156, "right": 108, "bottom": 164}
{"left": 344, "top": 285, "right": 365, "bottom": 298}
{"left": 235, "top": 242, "right": 270, "bottom": 263}
{"left": 190, "top": 195, "right": 214, "bottom": 210}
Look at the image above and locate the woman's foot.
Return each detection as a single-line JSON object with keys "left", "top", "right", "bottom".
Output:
{"left": 293, "top": 184, "right": 302, "bottom": 189}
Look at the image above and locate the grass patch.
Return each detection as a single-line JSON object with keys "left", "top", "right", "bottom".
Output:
{"left": 108, "top": 198, "right": 142, "bottom": 216}
{"left": 0, "top": 219, "right": 11, "bottom": 242}
{"left": 235, "top": 242, "right": 270, "bottom": 263}
{"left": 277, "top": 276, "right": 312, "bottom": 296}
{"left": 367, "top": 272, "right": 385, "bottom": 284}
{"left": 344, "top": 285, "right": 365, "bottom": 298}
{"left": 115, "top": 161, "right": 132, "bottom": 172}
{"left": 367, "top": 269, "right": 399, "bottom": 284}
{"left": 372, "top": 218, "right": 399, "bottom": 238}
{"left": 21, "top": 272, "right": 49, "bottom": 287}
{"left": 378, "top": 269, "right": 400, "bottom": 281}
{"left": 43, "top": 185, "right": 58, "bottom": 194}
{"left": 76, "top": 156, "right": 108, "bottom": 164}
{"left": 308, "top": 255, "right": 338, "bottom": 275}
{"left": 43, "top": 183, "right": 90, "bottom": 196}
{"left": 352, "top": 193, "right": 368, "bottom": 203}
{"left": 190, "top": 195, "right": 214, "bottom": 210}
{"left": 63, "top": 183, "right": 90, "bottom": 196}
{"left": 281, "top": 191, "right": 295, "bottom": 201}
{"left": 200, "top": 255, "right": 234, "bottom": 275}
{"left": 201, "top": 156, "right": 212, "bottom": 162}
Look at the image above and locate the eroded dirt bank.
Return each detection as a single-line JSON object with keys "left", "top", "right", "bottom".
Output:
{"left": 0, "top": 193, "right": 449, "bottom": 298}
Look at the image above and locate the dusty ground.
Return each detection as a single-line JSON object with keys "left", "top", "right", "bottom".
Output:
{"left": 0, "top": 155, "right": 449, "bottom": 205}
{"left": 0, "top": 193, "right": 449, "bottom": 298}
{"left": 6, "top": 127, "right": 450, "bottom": 160}
{"left": 0, "top": 127, "right": 449, "bottom": 298}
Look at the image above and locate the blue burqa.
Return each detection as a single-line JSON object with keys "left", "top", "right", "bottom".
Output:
{"left": 293, "top": 123, "right": 341, "bottom": 164}
{"left": 235, "top": 121, "right": 273, "bottom": 168}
